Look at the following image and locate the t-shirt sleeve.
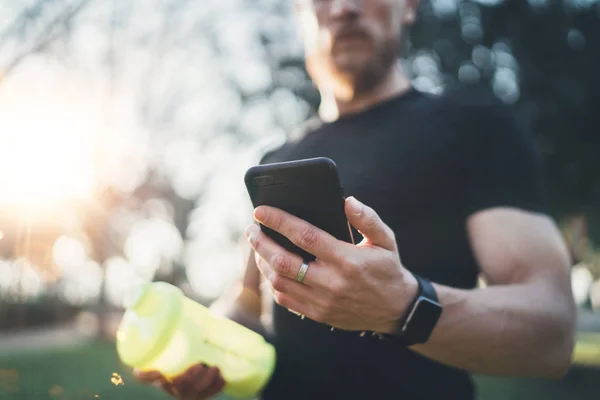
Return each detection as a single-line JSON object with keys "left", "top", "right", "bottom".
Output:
{"left": 450, "top": 91, "right": 548, "bottom": 217}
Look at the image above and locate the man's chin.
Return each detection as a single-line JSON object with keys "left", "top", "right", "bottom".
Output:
{"left": 331, "top": 52, "right": 370, "bottom": 74}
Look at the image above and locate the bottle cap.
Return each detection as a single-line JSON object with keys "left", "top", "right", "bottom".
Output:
{"left": 123, "top": 282, "right": 148, "bottom": 310}
{"left": 116, "top": 281, "right": 183, "bottom": 367}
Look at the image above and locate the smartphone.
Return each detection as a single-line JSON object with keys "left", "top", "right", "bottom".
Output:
{"left": 244, "top": 157, "right": 354, "bottom": 261}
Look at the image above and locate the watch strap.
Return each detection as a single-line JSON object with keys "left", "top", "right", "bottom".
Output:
{"left": 400, "top": 274, "right": 438, "bottom": 329}
{"left": 401, "top": 273, "right": 442, "bottom": 344}
{"left": 375, "top": 273, "right": 442, "bottom": 344}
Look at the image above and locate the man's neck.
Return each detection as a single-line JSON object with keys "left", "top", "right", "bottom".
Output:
{"left": 318, "top": 65, "right": 412, "bottom": 122}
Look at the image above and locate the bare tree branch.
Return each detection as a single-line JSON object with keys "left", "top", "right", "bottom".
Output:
{"left": 0, "top": 0, "right": 95, "bottom": 88}
{"left": 0, "top": 0, "right": 51, "bottom": 48}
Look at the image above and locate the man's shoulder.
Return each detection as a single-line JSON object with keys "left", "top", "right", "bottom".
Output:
{"left": 424, "top": 84, "right": 526, "bottom": 142}
{"left": 428, "top": 84, "right": 514, "bottom": 117}
{"left": 259, "top": 143, "right": 288, "bottom": 165}
{"left": 259, "top": 117, "right": 322, "bottom": 164}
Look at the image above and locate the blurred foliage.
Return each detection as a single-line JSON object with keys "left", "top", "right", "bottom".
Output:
{"left": 584, "top": 244, "right": 600, "bottom": 279}
{"left": 0, "top": 296, "right": 80, "bottom": 333}
{"left": 0, "top": 0, "right": 598, "bottom": 316}
{"left": 1, "top": 1, "right": 599, "bottom": 397}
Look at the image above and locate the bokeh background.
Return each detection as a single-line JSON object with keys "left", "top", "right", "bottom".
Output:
{"left": 0, "top": 0, "right": 599, "bottom": 399}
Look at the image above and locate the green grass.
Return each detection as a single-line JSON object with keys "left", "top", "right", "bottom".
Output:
{"left": 0, "top": 340, "right": 242, "bottom": 400}
{"left": 0, "top": 340, "right": 170, "bottom": 400}
{"left": 0, "top": 337, "right": 599, "bottom": 400}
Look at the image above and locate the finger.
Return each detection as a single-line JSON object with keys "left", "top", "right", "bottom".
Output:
{"left": 272, "top": 289, "right": 325, "bottom": 323}
{"left": 172, "top": 365, "right": 205, "bottom": 398}
{"left": 156, "top": 377, "right": 178, "bottom": 397}
{"left": 191, "top": 365, "right": 219, "bottom": 394}
{"left": 201, "top": 374, "right": 226, "bottom": 399}
{"left": 133, "top": 369, "right": 163, "bottom": 383}
{"left": 255, "top": 256, "right": 324, "bottom": 306}
{"left": 245, "top": 224, "right": 328, "bottom": 288}
{"left": 252, "top": 206, "right": 347, "bottom": 262}
{"left": 345, "top": 196, "right": 396, "bottom": 251}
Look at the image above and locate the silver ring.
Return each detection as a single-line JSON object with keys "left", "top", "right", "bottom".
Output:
{"left": 295, "top": 261, "right": 309, "bottom": 283}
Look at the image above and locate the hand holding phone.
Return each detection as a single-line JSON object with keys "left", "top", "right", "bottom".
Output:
{"left": 244, "top": 157, "right": 354, "bottom": 261}
{"left": 244, "top": 160, "right": 415, "bottom": 335}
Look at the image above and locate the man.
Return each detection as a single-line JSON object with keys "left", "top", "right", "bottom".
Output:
{"left": 136, "top": 0, "right": 576, "bottom": 399}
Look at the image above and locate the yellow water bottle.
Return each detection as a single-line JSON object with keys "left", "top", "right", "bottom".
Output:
{"left": 116, "top": 281, "right": 276, "bottom": 398}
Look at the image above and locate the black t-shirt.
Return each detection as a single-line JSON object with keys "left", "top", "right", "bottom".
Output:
{"left": 258, "top": 86, "right": 546, "bottom": 400}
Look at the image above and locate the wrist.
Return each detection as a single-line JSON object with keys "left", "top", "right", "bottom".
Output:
{"left": 236, "top": 285, "right": 262, "bottom": 318}
{"left": 210, "top": 284, "right": 266, "bottom": 336}
{"left": 379, "top": 270, "right": 419, "bottom": 334}
{"left": 379, "top": 272, "right": 443, "bottom": 345}
{"left": 209, "top": 284, "right": 261, "bottom": 320}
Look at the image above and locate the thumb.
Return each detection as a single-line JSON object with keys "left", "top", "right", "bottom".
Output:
{"left": 345, "top": 196, "right": 396, "bottom": 250}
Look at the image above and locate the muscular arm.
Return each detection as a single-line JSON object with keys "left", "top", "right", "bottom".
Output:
{"left": 410, "top": 208, "right": 576, "bottom": 379}
{"left": 244, "top": 199, "right": 576, "bottom": 380}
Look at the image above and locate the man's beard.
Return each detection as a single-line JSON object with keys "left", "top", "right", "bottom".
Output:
{"left": 308, "top": 37, "right": 399, "bottom": 99}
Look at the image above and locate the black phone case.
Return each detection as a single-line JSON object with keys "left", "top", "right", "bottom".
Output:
{"left": 244, "top": 157, "right": 354, "bottom": 261}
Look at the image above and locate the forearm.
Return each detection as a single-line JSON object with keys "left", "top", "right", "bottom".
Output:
{"left": 410, "top": 280, "right": 575, "bottom": 378}
{"left": 209, "top": 250, "right": 266, "bottom": 335}
{"left": 241, "top": 250, "right": 262, "bottom": 298}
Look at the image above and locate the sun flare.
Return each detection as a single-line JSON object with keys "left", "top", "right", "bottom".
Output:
{"left": 0, "top": 96, "right": 97, "bottom": 206}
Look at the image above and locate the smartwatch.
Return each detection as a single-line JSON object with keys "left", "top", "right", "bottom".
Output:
{"left": 387, "top": 273, "right": 442, "bottom": 345}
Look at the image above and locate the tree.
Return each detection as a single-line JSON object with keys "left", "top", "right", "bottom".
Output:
{"left": 1, "top": 0, "right": 598, "bottom": 326}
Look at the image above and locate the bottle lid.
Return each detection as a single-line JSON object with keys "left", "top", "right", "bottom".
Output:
{"left": 116, "top": 281, "right": 183, "bottom": 367}
{"left": 122, "top": 282, "right": 148, "bottom": 309}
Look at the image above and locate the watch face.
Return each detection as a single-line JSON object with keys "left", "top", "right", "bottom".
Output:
{"left": 402, "top": 297, "right": 442, "bottom": 341}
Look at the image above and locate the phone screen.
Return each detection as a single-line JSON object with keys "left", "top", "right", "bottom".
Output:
{"left": 244, "top": 157, "right": 353, "bottom": 261}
